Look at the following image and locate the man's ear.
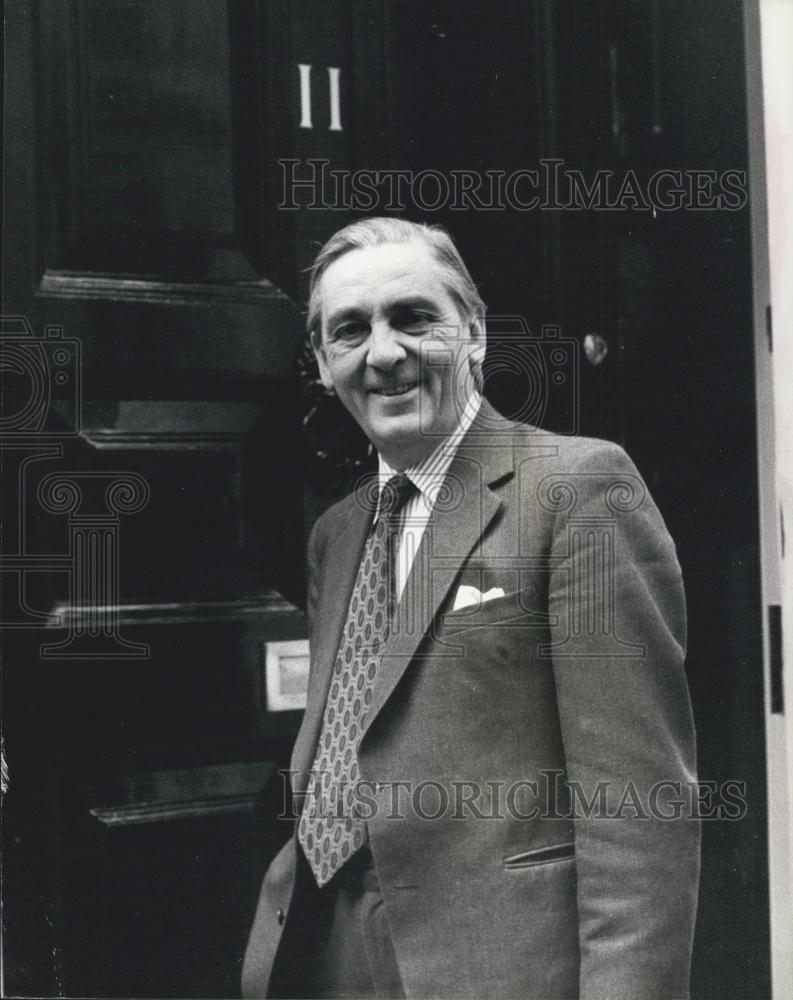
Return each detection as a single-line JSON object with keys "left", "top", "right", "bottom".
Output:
{"left": 468, "top": 314, "right": 486, "bottom": 368}
{"left": 311, "top": 328, "right": 335, "bottom": 392}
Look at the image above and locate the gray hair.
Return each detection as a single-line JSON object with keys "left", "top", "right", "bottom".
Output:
{"left": 306, "top": 217, "right": 486, "bottom": 340}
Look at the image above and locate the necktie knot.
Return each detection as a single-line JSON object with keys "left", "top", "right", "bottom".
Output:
{"left": 380, "top": 473, "right": 415, "bottom": 519}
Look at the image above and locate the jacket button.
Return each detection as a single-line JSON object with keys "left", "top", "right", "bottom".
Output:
{"left": 276, "top": 908, "right": 285, "bottom": 925}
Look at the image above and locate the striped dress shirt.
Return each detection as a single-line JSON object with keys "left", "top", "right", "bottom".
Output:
{"left": 375, "top": 391, "right": 482, "bottom": 599}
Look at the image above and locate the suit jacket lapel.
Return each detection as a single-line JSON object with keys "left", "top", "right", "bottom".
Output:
{"left": 360, "top": 402, "right": 519, "bottom": 742}
{"left": 292, "top": 493, "right": 373, "bottom": 794}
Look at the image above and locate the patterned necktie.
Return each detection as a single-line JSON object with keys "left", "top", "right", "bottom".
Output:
{"left": 299, "top": 473, "right": 416, "bottom": 887}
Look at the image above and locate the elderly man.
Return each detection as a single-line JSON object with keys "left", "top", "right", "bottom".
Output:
{"left": 243, "top": 217, "right": 700, "bottom": 999}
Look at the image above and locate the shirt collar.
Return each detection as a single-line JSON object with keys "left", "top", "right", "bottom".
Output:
{"left": 375, "top": 390, "right": 482, "bottom": 518}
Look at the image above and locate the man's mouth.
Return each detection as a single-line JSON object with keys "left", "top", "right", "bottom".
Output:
{"left": 371, "top": 382, "right": 418, "bottom": 397}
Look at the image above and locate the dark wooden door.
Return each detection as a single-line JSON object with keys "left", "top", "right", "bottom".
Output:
{"left": 3, "top": 2, "right": 311, "bottom": 996}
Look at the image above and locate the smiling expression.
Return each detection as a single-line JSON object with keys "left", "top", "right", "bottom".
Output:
{"left": 312, "top": 241, "right": 484, "bottom": 470}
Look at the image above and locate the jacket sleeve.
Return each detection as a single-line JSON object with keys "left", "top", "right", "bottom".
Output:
{"left": 546, "top": 439, "right": 700, "bottom": 1000}
{"left": 306, "top": 515, "right": 325, "bottom": 641}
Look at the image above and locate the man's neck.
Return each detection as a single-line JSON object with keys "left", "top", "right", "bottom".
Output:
{"left": 378, "top": 391, "right": 482, "bottom": 479}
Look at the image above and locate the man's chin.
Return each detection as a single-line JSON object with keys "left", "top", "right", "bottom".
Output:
{"left": 369, "top": 414, "right": 437, "bottom": 467}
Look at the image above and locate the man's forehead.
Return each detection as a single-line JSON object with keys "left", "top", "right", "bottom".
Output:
{"left": 320, "top": 242, "right": 454, "bottom": 314}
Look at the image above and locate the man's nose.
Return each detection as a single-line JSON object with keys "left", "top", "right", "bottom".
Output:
{"left": 366, "top": 323, "right": 407, "bottom": 370}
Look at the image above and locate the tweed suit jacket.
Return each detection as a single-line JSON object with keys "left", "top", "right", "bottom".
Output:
{"left": 242, "top": 402, "right": 700, "bottom": 1000}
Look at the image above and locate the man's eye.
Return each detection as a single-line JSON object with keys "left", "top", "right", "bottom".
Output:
{"left": 397, "top": 311, "right": 434, "bottom": 332}
{"left": 333, "top": 321, "right": 369, "bottom": 342}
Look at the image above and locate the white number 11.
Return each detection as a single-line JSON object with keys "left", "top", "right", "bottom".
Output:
{"left": 298, "top": 64, "right": 342, "bottom": 132}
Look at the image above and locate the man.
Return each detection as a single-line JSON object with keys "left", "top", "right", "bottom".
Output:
{"left": 243, "top": 217, "right": 700, "bottom": 999}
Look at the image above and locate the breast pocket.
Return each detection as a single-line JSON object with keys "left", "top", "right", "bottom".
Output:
{"left": 442, "top": 587, "right": 552, "bottom": 634}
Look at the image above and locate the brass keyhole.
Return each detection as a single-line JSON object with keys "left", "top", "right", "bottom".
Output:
{"left": 583, "top": 333, "right": 609, "bottom": 366}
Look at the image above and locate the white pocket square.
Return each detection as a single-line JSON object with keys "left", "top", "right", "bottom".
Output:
{"left": 452, "top": 585, "right": 506, "bottom": 611}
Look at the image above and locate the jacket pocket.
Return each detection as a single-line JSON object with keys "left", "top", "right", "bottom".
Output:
{"left": 442, "top": 587, "right": 546, "bottom": 633}
{"left": 503, "top": 841, "right": 575, "bottom": 869}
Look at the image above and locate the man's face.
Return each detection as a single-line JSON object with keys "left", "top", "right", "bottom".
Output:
{"left": 312, "top": 241, "right": 483, "bottom": 470}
